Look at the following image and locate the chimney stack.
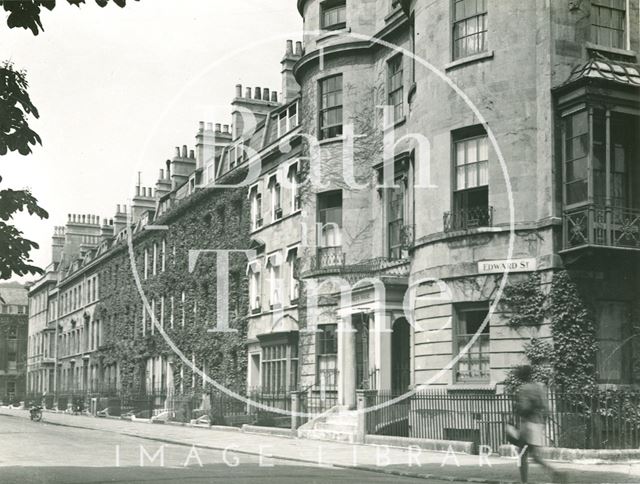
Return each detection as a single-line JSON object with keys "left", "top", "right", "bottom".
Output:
{"left": 51, "top": 226, "right": 66, "bottom": 263}
{"left": 281, "top": 39, "right": 302, "bottom": 104}
{"left": 113, "top": 204, "right": 127, "bottom": 236}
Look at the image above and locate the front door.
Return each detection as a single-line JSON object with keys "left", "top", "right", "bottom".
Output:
{"left": 391, "top": 318, "right": 411, "bottom": 393}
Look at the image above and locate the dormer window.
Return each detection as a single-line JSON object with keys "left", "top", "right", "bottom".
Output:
{"left": 276, "top": 102, "right": 299, "bottom": 138}
{"left": 321, "top": 0, "right": 346, "bottom": 31}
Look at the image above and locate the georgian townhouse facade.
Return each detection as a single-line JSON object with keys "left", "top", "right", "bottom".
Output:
{"left": 26, "top": 263, "right": 58, "bottom": 396}
{"left": 292, "top": 0, "right": 640, "bottom": 416}
{"left": 0, "top": 282, "right": 29, "bottom": 403}
{"left": 244, "top": 57, "right": 305, "bottom": 394}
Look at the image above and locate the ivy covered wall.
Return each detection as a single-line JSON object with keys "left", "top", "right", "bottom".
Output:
{"left": 93, "top": 168, "right": 252, "bottom": 395}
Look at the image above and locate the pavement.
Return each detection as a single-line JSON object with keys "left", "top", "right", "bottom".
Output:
{"left": 1, "top": 407, "right": 639, "bottom": 484}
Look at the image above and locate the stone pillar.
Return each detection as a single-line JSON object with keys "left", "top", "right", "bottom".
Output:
{"left": 356, "top": 389, "right": 377, "bottom": 444}
{"left": 339, "top": 315, "right": 357, "bottom": 409}
{"left": 373, "top": 311, "right": 393, "bottom": 391}
{"left": 290, "top": 390, "right": 302, "bottom": 431}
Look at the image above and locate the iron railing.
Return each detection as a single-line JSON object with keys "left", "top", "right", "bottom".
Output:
{"left": 444, "top": 206, "right": 493, "bottom": 232}
{"left": 564, "top": 204, "right": 640, "bottom": 250}
{"left": 311, "top": 246, "right": 345, "bottom": 269}
{"left": 298, "top": 381, "right": 338, "bottom": 426}
{"left": 365, "top": 387, "right": 640, "bottom": 451}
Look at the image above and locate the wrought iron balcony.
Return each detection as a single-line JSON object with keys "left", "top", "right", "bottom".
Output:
{"left": 311, "top": 246, "right": 345, "bottom": 270}
{"left": 444, "top": 206, "right": 493, "bottom": 232}
{"left": 564, "top": 204, "right": 640, "bottom": 251}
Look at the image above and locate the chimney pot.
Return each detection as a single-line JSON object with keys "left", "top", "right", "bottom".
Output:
{"left": 166, "top": 160, "right": 171, "bottom": 177}
{"left": 206, "top": 122, "right": 213, "bottom": 131}
{"left": 286, "top": 39, "right": 293, "bottom": 55}
{"left": 271, "top": 91, "right": 278, "bottom": 102}
{"left": 295, "top": 41, "right": 303, "bottom": 56}
{"left": 254, "top": 87, "right": 262, "bottom": 100}
{"left": 236, "top": 84, "right": 242, "bottom": 98}
{"left": 82, "top": 215, "right": 86, "bottom": 223}
{"left": 136, "top": 186, "right": 140, "bottom": 196}
{"left": 263, "top": 88, "right": 270, "bottom": 101}
{"left": 199, "top": 121, "right": 205, "bottom": 131}
{"left": 245, "top": 87, "right": 252, "bottom": 98}
{"left": 159, "top": 168, "right": 164, "bottom": 179}
{"left": 182, "top": 145, "right": 188, "bottom": 157}
{"left": 189, "top": 149, "right": 195, "bottom": 159}
{"left": 117, "top": 204, "right": 121, "bottom": 213}
{"left": 223, "top": 124, "right": 229, "bottom": 133}
{"left": 109, "top": 219, "right": 113, "bottom": 225}
{"left": 175, "top": 147, "right": 181, "bottom": 157}
{"left": 215, "top": 123, "right": 221, "bottom": 132}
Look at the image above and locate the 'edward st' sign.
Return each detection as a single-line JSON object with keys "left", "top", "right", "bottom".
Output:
{"left": 477, "top": 258, "right": 537, "bottom": 274}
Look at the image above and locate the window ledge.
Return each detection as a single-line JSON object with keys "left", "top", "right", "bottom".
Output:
{"left": 384, "top": 116, "right": 407, "bottom": 132}
{"left": 585, "top": 42, "right": 636, "bottom": 59}
{"left": 384, "top": 6, "right": 403, "bottom": 23}
{"left": 317, "top": 27, "right": 351, "bottom": 44}
{"left": 445, "top": 50, "right": 494, "bottom": 72}
{"left": 318, "top": 135, "right": 346, "bottom": 146}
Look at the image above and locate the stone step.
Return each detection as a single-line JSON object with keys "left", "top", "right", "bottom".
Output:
{"left": 322, "top": 414, "right": 358, "bottom": 426}
{"left": 298, "top": 428, "right": 357, "bottom": 444}
{"left": 314, "top": 422, "right": 358, "bottom": 432}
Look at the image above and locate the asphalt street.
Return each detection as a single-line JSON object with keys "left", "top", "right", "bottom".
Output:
{"left": 0, "top": 414, "right": 431, "bottom": 484}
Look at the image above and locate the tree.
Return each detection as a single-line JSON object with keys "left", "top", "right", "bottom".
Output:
{"left": 0, "top": 61, "right": 49, "bottom": 279}
{"left": 0, "top": 0, "right": 138, "bottom": 36}
{"left": 1, "top": 2, "right": 139, "bottom": 278}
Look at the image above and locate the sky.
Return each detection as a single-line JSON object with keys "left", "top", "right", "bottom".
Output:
{"left": 0, "top": 0, "right": 301, "bottom": 283}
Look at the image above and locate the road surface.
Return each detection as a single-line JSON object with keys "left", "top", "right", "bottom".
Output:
{"left": 0, "top": 414, "right": 430, "bottom": 483}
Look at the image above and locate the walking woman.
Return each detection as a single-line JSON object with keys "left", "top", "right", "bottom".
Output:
{"left": 514, "top": 365, "right": 565, "bottom": 483}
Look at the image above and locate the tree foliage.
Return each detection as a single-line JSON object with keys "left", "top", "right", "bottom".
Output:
{"left": 0, "top": 0, "right": 138, "bottom": 36}
{"left": 0, "top": 177, "right": 49, "bottom": 279}
{"left": 0, "top": 61, "right": 49, "bottom": 280}
{"left": 0, "top": 61, "right": 41, "bottom": 156}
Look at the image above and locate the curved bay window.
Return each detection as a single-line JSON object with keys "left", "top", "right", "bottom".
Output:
{"left": 259, "top": 332, "right": 299, "bottom": 393}
{"left": 558, "top": 61, "right": 640, "bottom": 251}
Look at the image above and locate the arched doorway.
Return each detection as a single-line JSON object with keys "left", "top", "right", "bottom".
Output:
{"left": 391, "top": 318, "right": 411, "bottom": 393}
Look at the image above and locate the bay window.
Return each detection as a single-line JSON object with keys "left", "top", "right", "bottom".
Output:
{"left": 561, "top": 106, "right": 640, "bottom": 249}
{"left": 260, "top": 336, "right": 299, "bottom": 392}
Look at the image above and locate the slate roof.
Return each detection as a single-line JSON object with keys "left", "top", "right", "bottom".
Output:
{"left": 0, "top": 282, "right": 28, "bottom": 306}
